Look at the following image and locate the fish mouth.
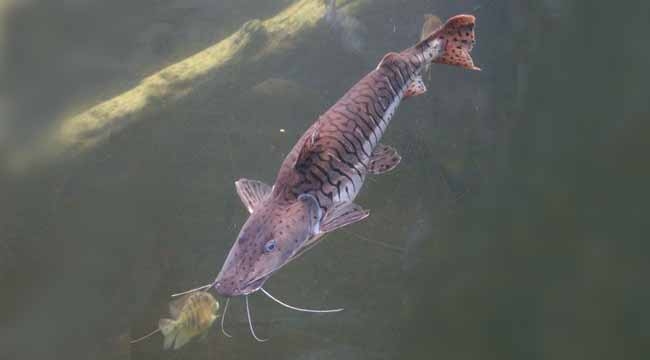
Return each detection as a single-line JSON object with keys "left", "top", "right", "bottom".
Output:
{"left": 236, "top": 268, "right": 279, "bottom": 295}
{"left": 214, "top": 275, "right": 269, "bottom": 297}
{"left": 239, "top": 277, "right": 268, "bottom": 295}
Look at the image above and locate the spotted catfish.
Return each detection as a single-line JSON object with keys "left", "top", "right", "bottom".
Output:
{"left": 213, "top": 14, "right": 480, "bottom": 298}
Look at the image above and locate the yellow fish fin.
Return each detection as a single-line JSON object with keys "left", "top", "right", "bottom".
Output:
{"left": 158, "top": 318, "right": 177, "bottom": 350}
{"left": 172, "top": 328, "right": 194, "bottom": 349}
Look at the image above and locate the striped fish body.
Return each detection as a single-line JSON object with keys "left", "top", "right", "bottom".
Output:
{"left": 274, "top": 52, "right": 415, "bottom": 207}
{"left": 274, "top": 14, "right": 479, "bottom": 209}
{"left": 213, "top": 15, "right": 479, "bottom": 298}
{"left": 175, "top": 292, "right": 217, "bottom": 333}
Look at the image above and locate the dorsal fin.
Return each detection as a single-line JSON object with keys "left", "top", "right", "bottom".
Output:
{"left": 376, "top": 52, "right": 402, "bottom": 70}
{"left": 168, "top": 294, "right": 189, "bottom": 319}
{"left": 235, "top": 179, "right": 272, "bottom": 213}
{"left": 293, "top": 122, "right": 321, "bottom": 170}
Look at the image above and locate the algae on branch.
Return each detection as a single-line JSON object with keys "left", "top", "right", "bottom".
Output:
{"left": 10, "top": 0, "right": 373, "bottom": 173}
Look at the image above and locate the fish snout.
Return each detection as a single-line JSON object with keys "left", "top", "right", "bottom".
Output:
{"left": 213, "top": 278, "right": 243, "bottom": 297}
{"left": 213, "top": 274, "right": 267, "bottom": 297}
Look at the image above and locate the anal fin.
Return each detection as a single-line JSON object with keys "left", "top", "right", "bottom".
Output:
{"left": 171, "top": 328, "right": 193, "bottom": 350}
{"left": 158, "top": 318, "right": 177, "bottom": 350}
{"left": 168, "top": 294, "right": 189, "bottom": 319}
{"left": 404, "top": 76, "right": 426, "bottom": 97}
{"left": 368, "top": 144, "right": 401, "bottom": 175}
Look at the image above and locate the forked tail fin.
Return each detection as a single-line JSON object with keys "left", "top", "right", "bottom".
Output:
{"left": 416, "top": 14, "right": 480, "bottom": 71}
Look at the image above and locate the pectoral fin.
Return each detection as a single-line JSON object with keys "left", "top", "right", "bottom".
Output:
{"left": 320, "top": 202, "right": 369, "bottom": 234}
{"left": 235, "top": 179, "right": 272, "bottom": 213}
{"left": 287, "top": 201, "right": 369, "bottom": 262}
{"left": 368, "top": 144, "right": 401, "bottom": 175}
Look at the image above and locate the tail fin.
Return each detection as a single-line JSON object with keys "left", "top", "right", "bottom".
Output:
{"left": 158, "top": 318, "right": 177, "bottom": 350}
{"left": 417, "top": 14, "right": 480, "bottom": 71}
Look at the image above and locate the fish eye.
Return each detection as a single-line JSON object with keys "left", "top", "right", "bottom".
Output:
{"left": 263, "top": 239, "right": 277, "bottom": 253}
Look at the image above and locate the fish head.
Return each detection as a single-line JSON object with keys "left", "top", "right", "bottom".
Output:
{"left": 214, "top": 194, "right": 321, "bottom": 297}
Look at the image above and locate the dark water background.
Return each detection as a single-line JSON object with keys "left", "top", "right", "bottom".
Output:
{"left": 1, "top": 0, "right": 648, "bottom": 359}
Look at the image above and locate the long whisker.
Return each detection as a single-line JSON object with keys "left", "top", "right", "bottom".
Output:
{"left": 129, "top": 328, "right": 161, "bottom": 344}
{"left": 245, "top": 295, "right": 268, "bottom": 342}
{"left": 260, "top": 288, "right": 344, "bottom": 313}
{"left": 220, "top": 297, "right": 233, "bottom": 338}
{"left": 342, "top": 230, "right": 405, "bottom": 253}
{"left": 170, "top": 283, "right": 212, "bottom": 298}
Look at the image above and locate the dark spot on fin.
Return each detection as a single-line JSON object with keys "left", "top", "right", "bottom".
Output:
{"left": 432, "top": 14, "right": 480, "bottom": 70}
{"left": 404, "top": 76, "right": 427, "bottom": 98}
{"left": 417, "top": 14, "right": 480, "bottom": 71}
{"left": 368, "top": 144, "right": 401, "bottom": 175}
{"left": 235, "top": 178, "right": 272, "bottom": 213}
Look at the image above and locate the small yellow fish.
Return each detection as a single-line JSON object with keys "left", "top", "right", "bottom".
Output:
{"left": 130, "top": 291, "right": 219, "bottom": 350}
{"left": 160, "top": 291, "right": 219, "bottom": 349}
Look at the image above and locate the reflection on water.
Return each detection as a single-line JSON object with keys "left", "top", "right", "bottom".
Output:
{"left": 1, "top": 0, "right": 648, "bottom": 359}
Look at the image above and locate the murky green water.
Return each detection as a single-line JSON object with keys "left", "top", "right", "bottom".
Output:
{"left": 1, "top": 1, "right": 648, "bottom": 359}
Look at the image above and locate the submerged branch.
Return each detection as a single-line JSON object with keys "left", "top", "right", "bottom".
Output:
{"left": 9, "top": 0, "right": 359, "bottom": 173}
